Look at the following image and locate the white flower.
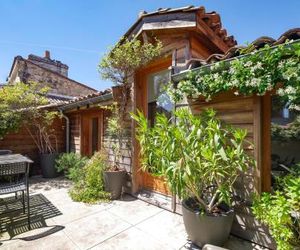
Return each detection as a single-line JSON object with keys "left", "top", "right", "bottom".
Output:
{"left": 256, "top": 62, "right": 263, "bottom": 69}
{"left": 244, "top": 61, "right": 253, "bottom": 67}
{"left": 213, "top": 73, "right": 220, "bottom": 80}
{"left": 266, "top": 84, "right": 273, "bottom": 91}
{"left": 244, "top": 77, "right": 261, "bottom": 87}
{"left": 285, "top": 86, "right": 297, "bottom": 95}
{"left": 278, "top": 61, "right": 285, "bottom": 69}
{"left": 231, "top": 79, "right": 239, "bottom": 87}
{"left": 277, "top": 88, "right": 285, "bottom": 96}
{"left": 229, "top": 67, "right": 235, "bottom": 74}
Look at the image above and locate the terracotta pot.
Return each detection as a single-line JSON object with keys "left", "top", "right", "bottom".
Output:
{"left": 182, "top": 198, "right": 234, "bottom": 247}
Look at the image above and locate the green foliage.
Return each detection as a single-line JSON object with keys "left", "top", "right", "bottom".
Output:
{"left": 99, "top": 37, "right": 162, "bottom": 85}
{"left": 55, "top": 153, "right": 88, "bottom": 182}
{"left": 132, "top": 108, "right": 254, "bottom": 213}
{"left": 69, "top": 151, "right": 110, "bottom": 203}
{"left": 0, "top": 82, "right": 59, "bottom": 153}
{"left": 169, "top": 41, "right": 300, "bottom": 110}
{"left": 271, "top": 116, "right": 300, "bottom": 141}
{"left": 0, "top": 82, "right": 48, "bottom": 138}
{"left": 105, "top": 103, "right": 126, "bottom": 170}
{"left": 99, "top": 38, "right": 161, "bottom": 170}
{"left": 252, "top": 173, "right": 300, "bottom": 250}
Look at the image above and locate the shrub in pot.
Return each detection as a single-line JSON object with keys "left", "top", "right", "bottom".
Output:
{"left": 132, "top": 108, "right": 254, "bottom": 247}
{"left": 31, "top": 112, "right": 61, "bottom": 178}
{"left": 99, "top": 38, "right": 163, "bottom": 199}
{"left": 103, "top": 103, "right": 129, "bottom": 200}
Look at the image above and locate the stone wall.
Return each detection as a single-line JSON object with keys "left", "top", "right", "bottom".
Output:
{"left": 28, "top": 53, "right": 68, "bottom": 77}
{"left": 10, "top": 58, "right": 96, "bottom": 97}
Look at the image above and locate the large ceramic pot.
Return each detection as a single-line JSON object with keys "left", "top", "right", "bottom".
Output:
{"left": 182, "top": 198, "right": 234, "bottom": 247}
{"left": 40, "top": 153, "right": 59, "bottom": 178}
{"left": 103, "top": 170, "right": 126, "bottom": 200}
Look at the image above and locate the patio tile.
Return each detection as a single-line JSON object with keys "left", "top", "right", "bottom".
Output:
{"left": 64, "top": 210, "right": 131, "bottom": 249}
{"left": 136, "top": 210, "right": 188, "bottom": 249}
{"left": 91, "top": 227, "right": 166, "bottom": 250}
{"left": 43, "top": 188, "right": 72, "bottom": 204}
{"left": 0, "top": 226, "right": 78, "bottom": 250}
{"left": 29, "top": 176, "right": 73, "bottom": 196}
{"left": 51, "top": 199, "right": 112, "bottom": 225}
{"left": 107, "top": 195, "right": 162, "bottom": 225}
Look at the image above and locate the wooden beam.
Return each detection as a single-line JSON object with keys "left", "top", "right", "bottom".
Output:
{"left": 261, "top": 93, "right": 271, "bottom": 192}
{"left": 253, "top": 96, "right": 262, "bottom": 194}
{"left": 196, "top": 14, "right": 230, "bottom": 53}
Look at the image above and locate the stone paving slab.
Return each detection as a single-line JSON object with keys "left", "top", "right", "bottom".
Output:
{"left": 0, "top": 177, "right": 267, "bottom": 250}
{"left": 91, "top": 227, "right": 166, "bottom": 250}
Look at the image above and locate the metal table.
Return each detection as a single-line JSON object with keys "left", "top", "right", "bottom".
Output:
{"left": 0, "top": 154, "right": 33, "bottom": 165}
{"left": 0, "top": 153, "right": 33, "bottom": 229}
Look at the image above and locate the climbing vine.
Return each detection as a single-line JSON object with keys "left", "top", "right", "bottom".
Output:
{"left": 168, "top": 41, "right": 300, "bottom": 110}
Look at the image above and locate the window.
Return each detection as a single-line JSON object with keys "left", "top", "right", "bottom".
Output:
{"left": 147, "top": 69, "right": 173, "bottom": 126}
{"left": 91, "top": 117, "right": 99, "bottom": 153}
{"left": 271, "top": 96, "right": 300, "bottom": 187}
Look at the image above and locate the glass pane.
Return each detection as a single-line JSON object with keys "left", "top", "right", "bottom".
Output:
{"left": 147, "top": 69, "right": 173, "bottom": 126}
{"left": 91, "top": 117, "right": 99, "bottom": 153}
{"left": 271, "top": 96, "right": 300, "bottom": 187}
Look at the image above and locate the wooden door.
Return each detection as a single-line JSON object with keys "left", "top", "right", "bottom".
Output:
{"left": 81, "top": 112, "right": 102, "bottom": 157}
{"left": 135, "top": 58, "right": 172, "bottom": 195}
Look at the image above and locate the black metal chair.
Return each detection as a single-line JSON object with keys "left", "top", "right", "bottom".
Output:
{"left": 0, "top": 160, "right": 31, "bottom": 230}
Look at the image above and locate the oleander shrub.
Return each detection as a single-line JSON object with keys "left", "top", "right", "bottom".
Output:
{"left": 132, "top": 108, "right": 253, "bottom": 214}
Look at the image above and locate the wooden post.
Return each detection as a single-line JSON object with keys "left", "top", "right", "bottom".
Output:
{"left": 253, "top": 96, "right": 262, "bottom": 194}
{"left": 261, "top": 93, "right": 271, "bottom": 192}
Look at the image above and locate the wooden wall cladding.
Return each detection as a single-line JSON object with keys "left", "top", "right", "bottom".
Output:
{"left": 69, "top": 114, "right": 81, "bottom": 153}
{"left": 0, "top": 117, "right": 66, "bottom": 174}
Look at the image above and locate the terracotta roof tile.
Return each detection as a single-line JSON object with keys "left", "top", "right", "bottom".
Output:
{"left": 65, "top": 88, "right": 112, "bottom": 105}
{"left": 127, "top": 5, "right": 236, "bottom": 48}
{"left": 189, "top": 28, "right": 300, "bottom": 67}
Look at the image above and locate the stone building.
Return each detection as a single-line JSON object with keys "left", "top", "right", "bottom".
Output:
{"left": 0, "top": 50, "right": 97, "bottom": 174}
{"left": 7, "top": 50, "right": 96, "bottom": 97}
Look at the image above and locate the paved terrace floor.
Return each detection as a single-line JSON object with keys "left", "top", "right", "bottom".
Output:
{"left": 0, "top": 177, "right": 266, "bottom": 250}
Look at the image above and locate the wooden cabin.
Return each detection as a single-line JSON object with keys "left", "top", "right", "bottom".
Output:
{"left": 3, "top": 5, "right": 298, "bottom": 248}
{"left": 58, "top": 7, "right": 300, "bottom": 248}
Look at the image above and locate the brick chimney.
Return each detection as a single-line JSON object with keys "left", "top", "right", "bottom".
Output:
{"left": 44, "top": 50, "right": 50, "bottom": 59}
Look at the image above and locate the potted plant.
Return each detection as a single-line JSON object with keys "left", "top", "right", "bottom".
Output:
{"left": 102, "top": 103, "right": 127, "bottom": 200}
{"left": 25, "top": 104, "right": 60, "bottom": 178}
{"left": 132, "top": 108, "right": 254, "bottom": 247}
{"left": 99, "top": 37, "right": 162, "bottom": 199}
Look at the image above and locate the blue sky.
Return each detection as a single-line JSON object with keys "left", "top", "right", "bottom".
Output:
{"left": 0, "top": 1, "right": 299, "bottom": 91}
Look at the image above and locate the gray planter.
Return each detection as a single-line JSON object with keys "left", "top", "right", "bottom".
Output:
{"left": 182, "top": 198, "right": 234, "bottom": 248}
{"left": 103, "top": 170, "right": 126, "bottom": 200}
{"left": 40, "top": 153, "right": 59, "bottom": 178}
